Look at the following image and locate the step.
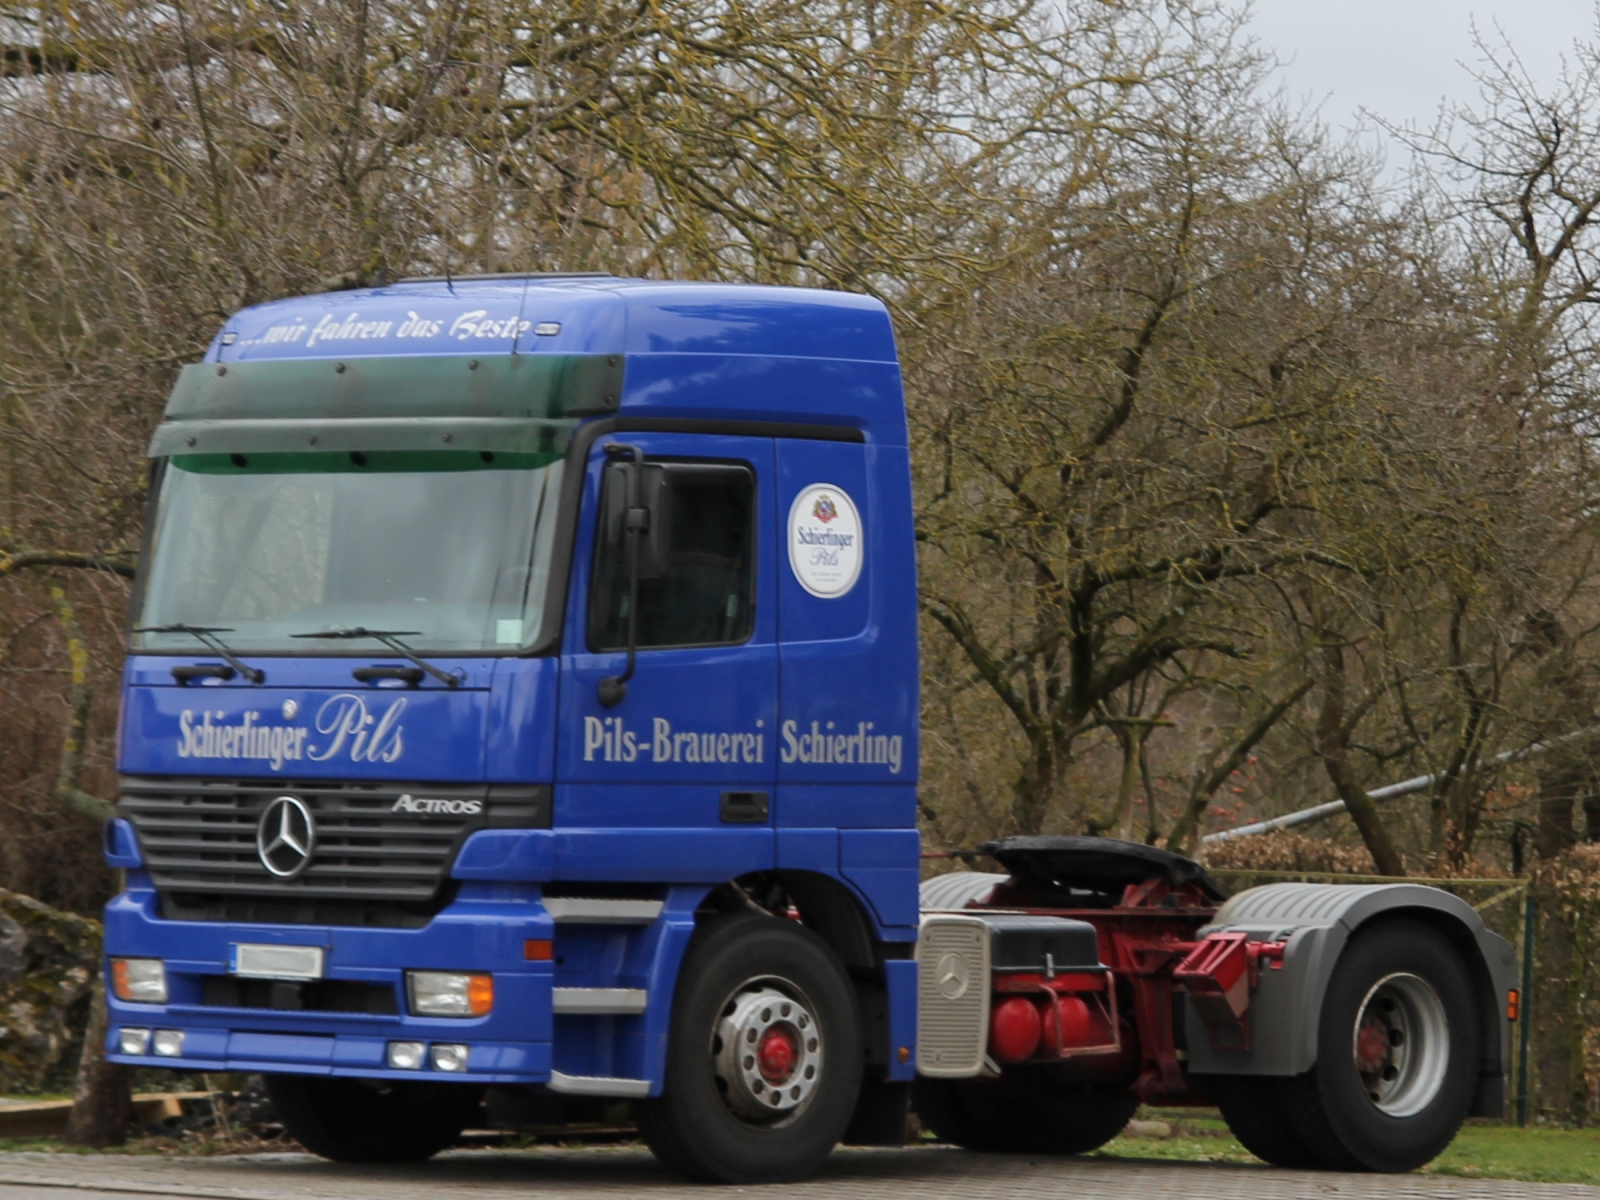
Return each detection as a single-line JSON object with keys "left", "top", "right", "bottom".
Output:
{"left": 552, "top": 987, "right": 649, "bottom": 1015}
{"left": 544, "top": 898, "right": 664, "bottom": 925}
{"left": 548, "top": 1071, "right": 650, "bottom": 1098}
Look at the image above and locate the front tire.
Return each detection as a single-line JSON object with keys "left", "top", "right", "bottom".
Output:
{"left": 1273, "top": 919, "right": 1480, "bottom": 1172}
{"left": 632, "top": 913, "right": 862, "bottom": 1183}
{"left": 265, "top": 1075, "right": 482, "bottom": 1163}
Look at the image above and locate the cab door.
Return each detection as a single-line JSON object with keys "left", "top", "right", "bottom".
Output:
{"left": 554, "top": 432, "right": 778, "bottom": 880}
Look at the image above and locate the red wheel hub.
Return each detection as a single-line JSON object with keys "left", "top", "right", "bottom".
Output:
{"left": 756, "top": 1025, "right": 798, "bottom": 1084}
{"left": 1355, "top": 1018, "right": 1389, "bottom": 1071}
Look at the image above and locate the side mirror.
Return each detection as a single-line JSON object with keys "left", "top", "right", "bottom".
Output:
{"left": 602, "top": 461, "right": 671, "bottom": 578}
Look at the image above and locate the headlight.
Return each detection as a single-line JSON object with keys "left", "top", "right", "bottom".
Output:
{"left": 430, "top": 1043, "right": 470, "bottom": 1072}
{"left": 110, "top": 958, "right": 167, "bottom": 1004}
{"left": 118, "top": 1027, "right": 151, "bottom": 1055}
{"left": 151, "top": 1029, "right": 185, "bottom": 1058}
{"left": 407, "top": 971, "right": 493, "bottom": 1017}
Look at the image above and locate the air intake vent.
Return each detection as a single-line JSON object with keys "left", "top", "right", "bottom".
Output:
{"left": 119, "top": 776, "right": 548, "bottom": 928}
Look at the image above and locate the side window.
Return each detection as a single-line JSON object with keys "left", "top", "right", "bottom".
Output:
{"left": 588, "top": 461, "right": 756, "bottom": 650}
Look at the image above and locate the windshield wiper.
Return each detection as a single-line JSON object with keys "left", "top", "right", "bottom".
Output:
{"left": 133, "top": 624, "right": 266, "bottom": 684}
{"left": 290, "top": 627, "right": 464, "bottom": 688}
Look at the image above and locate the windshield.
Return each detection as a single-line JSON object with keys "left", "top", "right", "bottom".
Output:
{"left": 131, "top": 450, "right": 565, "bottom": 654}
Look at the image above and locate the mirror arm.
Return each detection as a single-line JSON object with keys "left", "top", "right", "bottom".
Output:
{"left": 598, "top": 443, "right": 645, "bottom": 707}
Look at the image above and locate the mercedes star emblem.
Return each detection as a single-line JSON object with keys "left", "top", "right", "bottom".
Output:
{"left": 936, "top": 951, "right": 970, "bottom": 999}
{"left": 257, "top": 795, "right": 315, "bottom": 879}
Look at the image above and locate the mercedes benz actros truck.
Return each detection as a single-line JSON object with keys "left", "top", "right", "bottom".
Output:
{"left": 100, "top": 275, "right": 1516, "bottom": 1182}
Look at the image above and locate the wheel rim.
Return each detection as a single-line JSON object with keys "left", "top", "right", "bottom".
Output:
{"left": 710, "top": 976, "right": 823, "bottom": 1124}
{"left": 1350, "top": 971, "right": 1449, "bottom": 1118}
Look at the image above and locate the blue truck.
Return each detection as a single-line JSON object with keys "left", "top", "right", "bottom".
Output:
{"left": 103, "top": 275, "right": 1519, "bottom": 1182}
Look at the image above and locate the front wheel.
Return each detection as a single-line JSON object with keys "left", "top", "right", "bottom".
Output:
{"left": 265, "top": 1075, "right": 482, "bottom": 1163}
{"left": 633, "top": 913, "right": 862, "bottom": 1183}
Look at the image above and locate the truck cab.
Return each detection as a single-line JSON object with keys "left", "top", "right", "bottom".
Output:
{"left": 104, "top": 275, "right": 920, "bottom": 1180}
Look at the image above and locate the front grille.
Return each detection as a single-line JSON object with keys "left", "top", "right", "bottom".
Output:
{"left": 120, "top": 776, "right": 549, "bottom": 928}
{"left": 200, "top": 976, "right": 399, "bottom": 1014}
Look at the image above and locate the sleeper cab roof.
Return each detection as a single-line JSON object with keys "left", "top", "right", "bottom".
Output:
{"left": 206, "top": 277, "right": 905, "bottom": 440}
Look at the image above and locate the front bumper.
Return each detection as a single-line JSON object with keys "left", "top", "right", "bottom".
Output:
{"left": 103, "top": 882, "right": 554, "bottom": 1085}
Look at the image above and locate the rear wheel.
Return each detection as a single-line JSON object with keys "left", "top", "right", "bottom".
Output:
{"left": 911, "top": 1077, "right": 1016, "bottom": 1150}
{"left": 1238, "top": 919, "right": 1479, "bottom": 1172}
{"left": 1209, "top": 1074, "right": 1320, "bottom": 1168}
{"left": 914, "top": 1075, "right": 1136, "bottom": 1154}
{"left": 265, "top": 1075, "right": 482, "bottom": 1163}
{"left": 632, "top": 914, "right": 861, "bottom": 1183}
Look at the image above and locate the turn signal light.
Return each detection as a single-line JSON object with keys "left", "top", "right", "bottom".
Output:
{"left": 1507, "top": 989, "right": 1521, "bottom": 1021}
{"left": 468, "top": 974, "right": 494, "bottom": 1015}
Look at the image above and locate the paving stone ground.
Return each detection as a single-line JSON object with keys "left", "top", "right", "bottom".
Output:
{"left": 0, "top": 1146, "right": 1597, "bottom": 1200}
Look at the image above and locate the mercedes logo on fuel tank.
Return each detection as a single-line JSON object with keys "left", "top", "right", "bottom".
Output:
{"left": 257, "top": 796, "right": 315, "bottom": 879}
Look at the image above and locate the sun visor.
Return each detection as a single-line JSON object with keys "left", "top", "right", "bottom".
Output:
{"left": 148, "top": 416, "right": 574, "bottom": 458}
{"left": 161, "top": 353, "right": 622, "bottom": 422}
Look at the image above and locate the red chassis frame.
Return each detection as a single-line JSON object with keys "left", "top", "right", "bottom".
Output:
{"left": 976, "top": 873, "right": 1284, "bottom": 1104}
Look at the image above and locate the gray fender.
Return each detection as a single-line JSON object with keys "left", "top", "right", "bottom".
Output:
{"left": 1185, "top": 883, "right": 1516, "bottom": 1114}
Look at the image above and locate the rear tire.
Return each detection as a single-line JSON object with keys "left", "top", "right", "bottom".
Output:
{"left": 914, "top": 1075, "right": 1136, "bottom": 1154}
{"left": 265, "top": 1075, "right": 482, "bottom": 1163}
{"left": 1274, "top": 919, "right": 1479, "bottom": 1172}
{"left": 911, "top": 1077, "right": 1016, "bottom": 1150}
{"left": 1210, "top": 1074, "right": 1320, "bottom": 1168}
{"left": 632, "top": 913, "right": 861, "bottom": 1183}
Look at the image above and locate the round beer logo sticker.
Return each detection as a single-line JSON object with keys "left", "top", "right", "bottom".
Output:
{"left": 788, "top": 484, "right": 863, "bottom": 598}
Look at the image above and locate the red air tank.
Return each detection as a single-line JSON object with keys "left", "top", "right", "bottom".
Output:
{"left": 988, "top": 995, "right": 1042, "bottom": 1062}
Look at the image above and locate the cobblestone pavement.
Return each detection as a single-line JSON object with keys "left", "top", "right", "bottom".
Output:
{"left": 0, "top": 1147, "right": 1597, "bottom": 1200}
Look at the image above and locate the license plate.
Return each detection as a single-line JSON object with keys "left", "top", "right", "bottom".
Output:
{"left": 230, "top": 943, "right": 325, "bottom": 980}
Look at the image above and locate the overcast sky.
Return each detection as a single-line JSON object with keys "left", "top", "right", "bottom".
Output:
{"left": 1247, "top": 0, "right": 1598, "bottom": 146}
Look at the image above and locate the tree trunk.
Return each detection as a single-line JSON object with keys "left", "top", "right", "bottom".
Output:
{"left": 1536, "top": 758, "right": 1585, "bottom": 858}
{"left": 1010, "top": 730, "right": 1058, "bottom": 835}
{"left": 63, "top": 974, "right": 130, "bottom": 1147}
{"left": 1316, "top": 642, "right": 1405, "bottom": 877}
{"left": 47, "top": 583, "right": 114, "bottom": 820}
{"left": 1109, "top": 723, "right": 1147, "bottom": 842}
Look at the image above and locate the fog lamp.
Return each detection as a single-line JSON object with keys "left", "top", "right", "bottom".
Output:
{"left": 430, "top": 1043, "right": 470, "bottom": 1073}
{"left": 110, "top": 958, "right": 167, "bottom": 1004}
{"left": 118, "top": 1027, "right": 151, "bottom": 1055}
{"left": 152, "top": 1029, "right": 185, "bottom": 1058}
{"left": 407, "top": 971, "right": 493, "bottom": 1017}
{"left": 387, "top": 1041, "right": 426, "bottom": 1070}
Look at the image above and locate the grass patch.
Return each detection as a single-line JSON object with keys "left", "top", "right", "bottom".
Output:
{"left": 1099, "top": 1111, "right": 1600, "bottom": 1185}
{"left": 1423, "top": 1124, "right": 1600, "bottom": 1185}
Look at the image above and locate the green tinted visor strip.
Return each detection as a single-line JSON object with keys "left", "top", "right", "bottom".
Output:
{"left": 147, "top": 352, "right": 620, "bottom": 457}
{"left": 170, "top": 449, "right": 563, "bottom": 474}
{"left": 150, "top": 416, "right": 576, "bottom": 458}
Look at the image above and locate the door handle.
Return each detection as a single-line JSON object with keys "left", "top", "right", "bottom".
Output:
{"left": 171, "top": 663, "right": 235, "bottom": 684}
{"left": 720, "top": 791, "right": 769, "bottom": 824}
{"left": 352, "top": 666, "right": 426, "bottom": 687}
